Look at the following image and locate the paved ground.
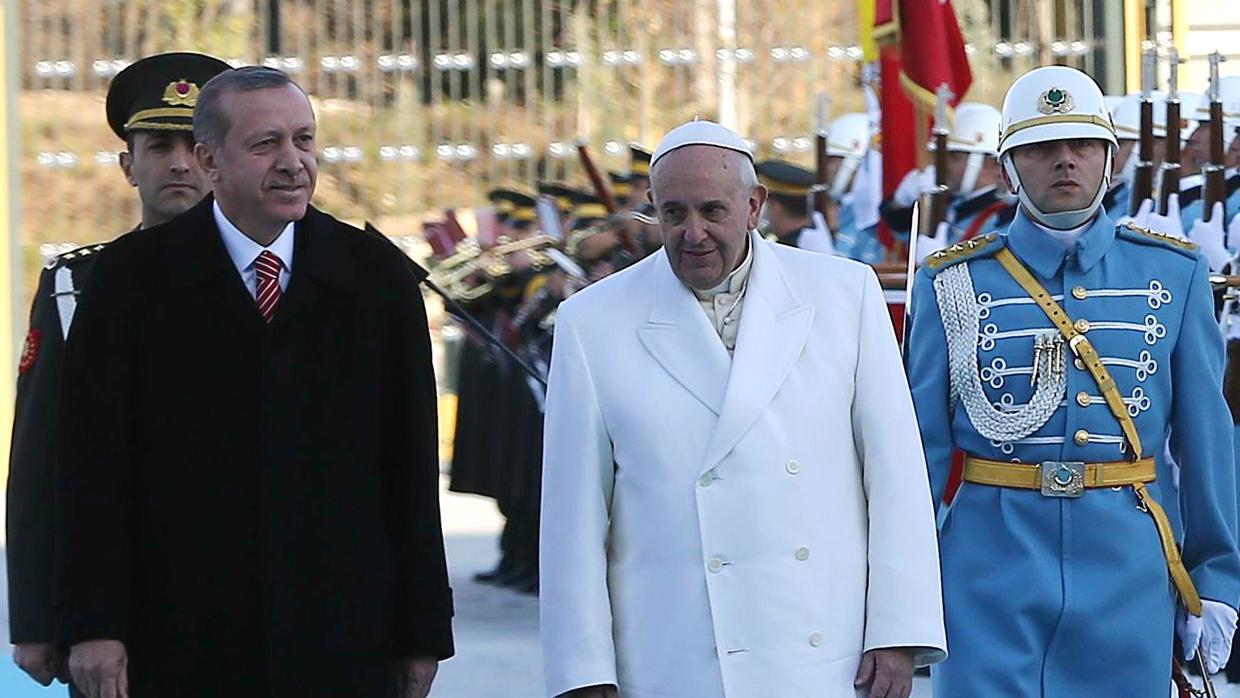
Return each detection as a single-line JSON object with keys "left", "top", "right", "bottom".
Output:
{"left": 2, "top": 481, "right": 1234, "bottom": 696}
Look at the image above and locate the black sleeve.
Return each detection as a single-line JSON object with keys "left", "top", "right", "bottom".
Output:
{"left": 6, "top": 267, "right": 64, "bottom": 643}
{"left": 879, "top": 198, "right": 914, "bottom": 235}
{"left": 55, "top": 248, "right": 137, "bottom": 645}
{"left": 385, "top": 252, "right": 455, "bottom": 660}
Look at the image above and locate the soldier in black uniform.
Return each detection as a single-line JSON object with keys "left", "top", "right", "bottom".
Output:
{"left": 6, "top": 51, "right": 229, "bottom": 691}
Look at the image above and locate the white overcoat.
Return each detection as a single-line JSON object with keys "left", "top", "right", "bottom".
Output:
{"left": 540, "top": 234, "right": 947, "bottom": 698}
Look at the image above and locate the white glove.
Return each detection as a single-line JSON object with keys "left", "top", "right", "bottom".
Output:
{"left": 799, "top": 212, "right": 837, "bottom": 256}
{"left": 893, "top": 167, "right": 935, "bottom": 208}
{"left": 1128, "top": 196, "right": 1187, "bottom": 239}
{"left": 1188, "top": 203, "right": 1231, "bottom": 272}
{"left": 1177, "top": 600, "right": 1238, "bottom": 674}
{"left": 915, "top": 221, "right": 952, "bottom": 265}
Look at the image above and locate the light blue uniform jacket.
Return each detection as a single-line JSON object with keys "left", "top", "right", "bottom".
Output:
{"left": 906, "top": 208, "right": 1240, "bottom": 697}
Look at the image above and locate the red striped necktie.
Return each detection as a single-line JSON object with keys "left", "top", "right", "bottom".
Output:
{"left": 255, "top": 250, "right": 283, "bottom": 323}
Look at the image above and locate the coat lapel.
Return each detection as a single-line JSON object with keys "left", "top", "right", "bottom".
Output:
{"left": 637, "top": 252, "right": 732, "bottom": 415}
{"left": 269, "top": 207, "right": 358, "bottom": 331}
{"left": 700, "top": 237, "right": 813, "bottom": 472}
{"left": 164, "top": 195, "right": 267, "bottom": 334}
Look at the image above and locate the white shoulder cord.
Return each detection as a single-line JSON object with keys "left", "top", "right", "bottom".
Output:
{"left": 933, "top": 261, "right": 1066, "bottom": 443}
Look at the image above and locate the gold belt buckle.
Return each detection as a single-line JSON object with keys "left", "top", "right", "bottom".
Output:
{"left": 1040, "top": 461, "right": 1085, "bottom": 497}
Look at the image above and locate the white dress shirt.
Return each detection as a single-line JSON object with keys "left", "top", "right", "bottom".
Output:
{"left": 213, "top": 200, "right": 295, "bottom": 298}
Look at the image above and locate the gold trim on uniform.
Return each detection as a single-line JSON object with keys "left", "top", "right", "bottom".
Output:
{"left": 124, "top": 106, "right": 195, "bottom": 131}
{"left": 1000, "top": 114, "right": 1115, "bottom": 148}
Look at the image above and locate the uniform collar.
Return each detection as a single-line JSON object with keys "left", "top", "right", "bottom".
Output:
{"left": 1007, "top": 207, "right": 1116, "bottom": 279}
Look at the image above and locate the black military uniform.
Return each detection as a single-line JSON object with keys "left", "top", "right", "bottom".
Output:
{"left": 6, "top": 52, "right": 229, "bottom": 664}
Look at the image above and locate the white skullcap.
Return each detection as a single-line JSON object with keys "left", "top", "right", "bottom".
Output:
{"left": 649, "top": 119, "right": 754, "bottom": 169}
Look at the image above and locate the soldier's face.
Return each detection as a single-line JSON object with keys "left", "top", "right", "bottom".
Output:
{"left": 651, "top": 146, "right": 766, "bottom": 291}
{"left": 1228, "top": 128, "right": 1240, "bottom": 169}
{"left": 197, "top": 84, "right": 317, "bottom": 238}
{"left": 120, "top": 131, "right": 208, "bottom": 225}
{"left": 1008, "top": 138, "right": 1108, "bottom": 214}
{"left": 944, "top": 151, "right": 971, "bottom": 192}
{"left": 1184, "top": 123, "right": 1211, "bottom": 175}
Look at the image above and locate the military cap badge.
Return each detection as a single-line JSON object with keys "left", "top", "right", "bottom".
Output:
{"left": 162, "top": 79, "right": 200, "bottom": 107}
{"left": 1037, "top": 87, "right": 1075, "bottom": 115}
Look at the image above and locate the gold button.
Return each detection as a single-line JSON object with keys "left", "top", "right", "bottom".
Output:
{"left": 1076, "top": 391, "right": 1091, "bottom": 407}
{"left": 1074, "top": 318, "right": 1091, "bottom": 333}
{"left": 1074, "top": 358, "right": 1085, "bottom": 370}
{"left": 1072, "top": 285, "right": 1088, "bottom": 300}
{"left": 1074, "top": 429, "right": 1090, "bottom": 446}
{"left": 795, "top": 546, "right": 810, "bottom": 561}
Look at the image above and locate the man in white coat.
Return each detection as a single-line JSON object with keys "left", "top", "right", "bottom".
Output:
{"left": 539, "top": 120, "right": 947, "bottom": 698}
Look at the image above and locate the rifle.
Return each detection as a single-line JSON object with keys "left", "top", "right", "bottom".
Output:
{"left": 918, "top": 84, "right": 953, "bottom": 238}
{"left": 365, "top": 222, "right": 548, "bottom": 387}
{"left": 1131, "top": 49, "right": 1156, "bottom": 216}
{"left": 1159, "top": 47, "right": 1182, "bottom": 215}
{"left": 575, "top": 140, "right": 638, "bottom": 255}
{"left": 1203, "top": 51, "right": 1229, "bottom": 224}
{"left": 814, "top": 93, "right": 832, "bottom": 225}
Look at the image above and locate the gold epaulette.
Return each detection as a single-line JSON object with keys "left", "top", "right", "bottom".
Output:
{"left": 1120, "top": 221, "right": 1199, "bottom": 252}
{"left": 924, "top": 232, "right": 1001, "bottom": 271}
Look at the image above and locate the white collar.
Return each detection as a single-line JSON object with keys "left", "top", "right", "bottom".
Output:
{"left": 213, "top": 199, "right": 296, "bottom": 275}
{"left": 1032, "top": 218, "right": 1090, "bottom": 249}
{"left": 694, "top": 234, "right": 754, "bottom": 298}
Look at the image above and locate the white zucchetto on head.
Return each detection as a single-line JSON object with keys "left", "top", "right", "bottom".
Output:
{"left": 650, "top": 119, "right": 754, "bottom": 169}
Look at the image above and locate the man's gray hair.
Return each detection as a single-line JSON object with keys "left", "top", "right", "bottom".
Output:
{"left": 193, "top": 66, "right": 303, "bottom": 148}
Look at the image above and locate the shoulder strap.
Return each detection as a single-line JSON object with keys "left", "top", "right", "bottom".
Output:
{"left": 993, "top": 247, "right": 1143, "bottom": 460}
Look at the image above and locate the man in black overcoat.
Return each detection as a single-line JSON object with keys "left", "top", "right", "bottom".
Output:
{"left": 57, "top": 66, "right": 453, "bottom": 698}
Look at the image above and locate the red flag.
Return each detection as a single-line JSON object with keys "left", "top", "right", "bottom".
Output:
{"left": 897, "top": 0, "right": 972, "bottom": 111}
{"left": 878, "top": 47, "right": 916, "bottom": 250}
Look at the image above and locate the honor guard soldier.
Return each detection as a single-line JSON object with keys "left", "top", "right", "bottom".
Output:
{"left": 1181, "top": 78, "right": 1240, "bottom": 231}
{"left": 936, "top": 102, "right": 1015, "bottom": 243}
{"left": 754, "top": 159, "right": 834, "bottom": 254}
{"left": 5, "top": 51, "right": 230, "bottom": 691}
{"left": 907, "top": 65, "right": 1240, "bottom": 695}
{"left": 820, "top": 113, "right": 887, "bottom": 263}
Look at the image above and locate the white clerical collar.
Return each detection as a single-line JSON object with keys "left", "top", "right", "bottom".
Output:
{"left": 694, "top": 234, "right": 754, "bottom": 299}
{"left": 213, "top": 199, "right": 296, "bottom": 276}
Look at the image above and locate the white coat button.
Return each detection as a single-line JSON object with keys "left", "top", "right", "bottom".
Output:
{"left": 795, "top": 546, "right": 810, "bottom": 561}
{"left": 698, "top": 473, "right": 714, "bottom": 487}
{"left": 708, "top": 558, "right": 725, "bottom": 573}
{"left": 786, "top": 459, "right": 801, "bottom": 475}
{"left": 809, "top": 632, "right": 824, "bottom": 647}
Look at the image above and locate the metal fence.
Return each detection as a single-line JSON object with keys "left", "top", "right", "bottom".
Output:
{"left": 17, "top": 0, "right": 1105, "bottom": 270}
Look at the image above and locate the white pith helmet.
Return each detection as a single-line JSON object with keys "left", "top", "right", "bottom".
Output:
{"left": 825, "top": 112, "right": 870, "bottom": 197}
{"left": 999, "top": 66, "right": 1117, "bottom": 229}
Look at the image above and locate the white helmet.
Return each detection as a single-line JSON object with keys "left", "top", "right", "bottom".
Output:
{"left": 934, "top": 102, "right": 1001, "bottom": 195}
{"left": 1110, "top": 94, "right": 1144, "bottom": 141}
{"left": 1192, "top": 78, "right": 1240, "bottom": 149}
{"left": 825, "top": 112, "right": 870, "bottom": 197}
{"left": 999, "top": 65, "right": 1117, "bottom": 229}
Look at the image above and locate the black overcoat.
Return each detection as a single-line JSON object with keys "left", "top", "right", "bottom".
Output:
{"left": 56, "top": 196, "right": 454, "bottom": 697}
